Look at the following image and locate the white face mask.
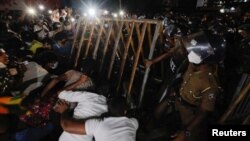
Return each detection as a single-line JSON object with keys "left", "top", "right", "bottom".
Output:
{"left": 188, "top": 51, "right": 202, "bottom": 64}
{"left": 51, "top": 62, "right": 59, "bottom": 69}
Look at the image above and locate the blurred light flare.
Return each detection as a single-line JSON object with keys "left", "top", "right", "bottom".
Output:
{"left": 38, "top": 5, "right": 45, "bottom": 11}
{"left": 27, "top": 7, "right": 36, "bottom": 15}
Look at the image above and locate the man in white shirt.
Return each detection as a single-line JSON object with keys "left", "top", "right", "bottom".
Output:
{"left": 57, "top": 91, "right": 108, "bottom": 141}
{"left": 55, "top": 97, "right": 138, "bottom": 141}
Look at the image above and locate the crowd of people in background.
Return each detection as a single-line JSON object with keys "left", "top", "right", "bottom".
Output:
{"left": 0, "top": 5, "right": 249, "bottom": 141}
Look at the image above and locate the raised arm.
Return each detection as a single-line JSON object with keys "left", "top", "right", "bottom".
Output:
{"left": 40, "top": 74, "right": 67, "bottom": 97}
{"left": 54, "top": 100, "right": 86, "bottom": 135}
{"left": 61, "top": 74, "right": 88, "bottom": 91}
{"left": 145, "top": 46, "right": 178, "bottom": 68}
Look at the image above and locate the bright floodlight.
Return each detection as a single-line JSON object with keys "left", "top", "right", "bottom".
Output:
{"left": 230, "top": 7, "right": 235, "bottom": 11}
{"left": 38, "top": 5, "right": 45, "bottom": 11}
{"left": 104, "top": 10, "right": 109, "bottom": 15}
{"left": 119, "top": 10, "right": 125, "bottom": 16}
{"left": 220, "top": 8, "right": 225, "bottom": 13}
{"left": 88, "top": 8, "right": 96, "bottom": 17}
{"left": 71, "top": 17, "right": 75, "bottom": 22}
{"left": 113, "top": 13, "right": 118, "bottom": 18}
{"left": 27, "top": 7, "right": 36, "bottom": 15}
{"left": 48, "top": 10, "right": 53, "bottom": 14}
{"left": 83, "top": 13, "right": 87, "bottom": 17}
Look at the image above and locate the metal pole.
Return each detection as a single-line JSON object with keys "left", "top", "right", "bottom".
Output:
{"left": 119, "top": 0, "right": 122, "bottom": 9}
{"left": 108, "top": 21, "right": 124, "bottom": 80}
{"left": 139, "top": 22, "right": 161, "bottom": 107}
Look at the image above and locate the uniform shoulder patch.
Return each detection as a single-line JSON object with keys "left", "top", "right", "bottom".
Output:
{"left": 208, "top": 93, "right": 216, "bottom": 101}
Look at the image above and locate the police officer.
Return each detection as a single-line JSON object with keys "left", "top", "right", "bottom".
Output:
{"left": 145, "top": 19, "right": 188, "bottom": 104}
{"left": 172, "top": 31, "right": 226, "bottom": 141}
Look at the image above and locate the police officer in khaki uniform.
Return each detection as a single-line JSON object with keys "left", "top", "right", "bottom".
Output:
{"left": 172, "top": 31, "right": 226, "bottom": 141}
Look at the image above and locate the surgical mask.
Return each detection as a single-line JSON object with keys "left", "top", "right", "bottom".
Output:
{"left": 51, "top": 62, "right": 59, "bottom": 69}
{"left": 187, "top": 51, "right": 202, "bottom": 64}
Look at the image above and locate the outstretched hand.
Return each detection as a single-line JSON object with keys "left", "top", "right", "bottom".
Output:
{"left": 54, "top": 100, "right": 70, "bottom": 114}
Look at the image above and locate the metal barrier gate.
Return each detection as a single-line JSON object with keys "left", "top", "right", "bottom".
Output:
{"left": 219, "top": 74, "right": 250, "bottom": 124}
{"left": 71, "top": 17, "right": 162, "bottom": 107}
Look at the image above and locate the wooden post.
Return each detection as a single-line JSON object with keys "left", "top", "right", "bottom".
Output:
{"left": 117, "top": 22, "right": 135, "bottom": 92}
{"left": 125, "top": 22, "right": 136, "bottom": 56}
{"left": 127, "top": 23, "right": 147, "bottom": 98}
{"left": 219, "top": 83, "right": 250, "bottom": 124}
{"left": 99, "top": 22, "right": 113, "bottom": 73}
{"left": 135, "top": 23, "right": 145, "bottom": 61}
{"left": 243, "top": 114, "right": 250, "bottom": 125}
{"left": 71, "top": 17, "right": 82, "bottom": 57}
{"left": 84, "top": 24, "right": 95, "bottom": 59}
{"left": 147, "top": 24, "right": 152, "bottom": 48}
{"left": 74, "top": 21, "right": 88, "bottom": 68}
{"left": 107, "top": 21, "right": 124, "bottom": 80}
{"left": 93, "top": 21, "right": 104, "bottom": 60}
{"left": 139, "top": 22, "right": 161, "bottom": 107}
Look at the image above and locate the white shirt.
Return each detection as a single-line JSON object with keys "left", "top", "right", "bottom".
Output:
{"left": 22, "top": 62, "right": 48, "bottom": 95}
{"left": 23, "top": 62, "right": 48, "bottom": 82}
{"left": 58, "top": 91, "right": 108, "bottom": 141}
{"left": 85, "top": 117, "right": 138, "bottom": 141}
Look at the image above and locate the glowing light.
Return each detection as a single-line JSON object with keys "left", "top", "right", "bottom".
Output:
{"left": 220, "top": 8, "right": 225, "bottom": 13}
{"left": 119, "top": 10, "right": 125, "bottom": 16}
{"left": 71, "top": 17, "right": 75, "bottom": 22}
{"left": 104, "top": 10, "right": 109, "bottom": 15}
{"left": 88, "top": 8, "right": 96, "bottom": 17}
{"left": 113, "top": 13, "right": 118, "bottom": 18}
{"left": 27, "top": 7, "right": 36, "bottom": 15}
{"left": 83, "top": 13, "right": 87, "bottom": 17}
{"left": 38, "top": 5, "right": 45, "bottom": 11}
{"left": 48, "top": 10, "right": 53, "bottom": 14}
{"left": 230, "top": 7, "right": 235, "bottom": 11}
{"left": 244, "top": 0, "right": 248, "bottom": 2}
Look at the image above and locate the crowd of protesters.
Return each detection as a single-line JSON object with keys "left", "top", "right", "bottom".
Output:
{"left": 0, "top": 5, "right": 249, "bottom": 141}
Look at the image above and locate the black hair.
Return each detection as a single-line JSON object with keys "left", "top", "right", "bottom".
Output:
{"left": 35, "top": 51, "right": 58, "bottom": 67}
{"left": 54, "top": 31, "right": 68, "bottom": 41}
{"left": 41, "top": 37, "right": 52, "bottom": 45}
{"left": 59, "top": 17, "right": 65, "bottom": 23}
{"left": 100, "top": 96, "right": 128, "bottom": 119}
